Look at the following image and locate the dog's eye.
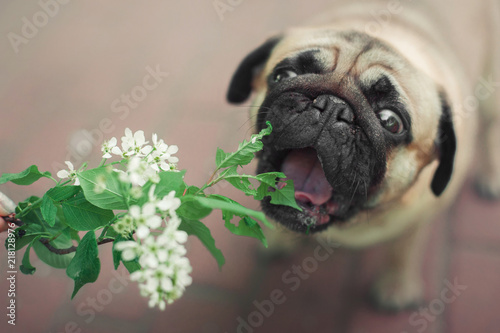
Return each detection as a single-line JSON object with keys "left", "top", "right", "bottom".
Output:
{"left": 273, "top": 69, "right": 298, "bottom": 83}
{"left": 377, "top": 109, "right": 404, "bottom": 134}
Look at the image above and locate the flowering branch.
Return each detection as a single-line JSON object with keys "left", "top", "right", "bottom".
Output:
{"left": 1, "top": 122, "right": 299, "bottom": 310}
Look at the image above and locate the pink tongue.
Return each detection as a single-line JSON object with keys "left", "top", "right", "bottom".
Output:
{"left": 281, "top": 148, "right": 333, "bottom": 206}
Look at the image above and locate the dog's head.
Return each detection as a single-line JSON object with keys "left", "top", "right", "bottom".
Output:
{"left": 227, "top": 29, "right": 456, "bottom": 233}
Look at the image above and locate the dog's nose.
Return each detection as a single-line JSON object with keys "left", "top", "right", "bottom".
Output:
{"left": 312, "top": 95, "right": 354, "bottom": 124}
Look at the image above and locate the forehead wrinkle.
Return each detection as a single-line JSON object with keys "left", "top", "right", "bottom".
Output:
{"left": 336, "top": 41, "right": 374, "bottom": 89}
{"left": 269, "top": 45, "right": 340, "bottom": 74}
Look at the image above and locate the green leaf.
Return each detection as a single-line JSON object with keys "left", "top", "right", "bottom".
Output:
{"left": 266, "top": 179, "right": 302, "bottom": 210}
{"left": 221, "top": 167, "right": 302, "bottom": 211}
{"left": 223, "top": 167, "right": 277, "bottom": 197}
{"left": 224, "top": 217, "right": 268, "bottom": 247}
{"left": 122, "top": 260, "right": 141, "bottom": 274}
{"left": 62, "top": 193, "right": 114, "bottom": 231}
{"left": 15, "top": 196, "right": 42, "bottom": 220}
{"left": 178, "top": 219, "right": 225, "bottom": 269}
{"left": 112, "top": 236, "right": 124, "bottom": 270}
{"left": 0, "top": 165, "right": 52, "bottom": 185}
{"left": 177, "top": 196, "right": 213, "bottom": 221}
{"left": 78, "top": 167, "right": 128, "bottom": 210}
{"left": 197, "top": 195, "right": 273, "bottom": 229}
{"left": 112, "top": 235, "right": 141, "bottom": 273}
{"left": 206, "top": 195, "right": 269, "bottom": 246}
{"left": 154, "top": 170, "right": 187, "bottom": 198}
{"left": 215, "top": 148, "right": 226, "bottom": 167}
{"left": 66, "top": 231, "right": 101, "bottom": 299}
{"left": 32, "top": 232, "right": 75, "bottom": 269}
{"left": 138, "top": 170, "right": 187, "bottom": 206}
{"left": 103, "top": 226, "right": 119, "bottom": 240}
{"left": 41, "top": 194, "right": 58, "bottom": 227}
{"left": 215, "top": 122, "right": 272, "bottom": 169}
{"left": 20, "top": 242, "right": 37, "bottom": 275}
{"left": 46, "top": 186, "right": 81, "bottom": 202}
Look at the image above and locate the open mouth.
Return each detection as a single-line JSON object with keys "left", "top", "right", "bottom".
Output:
{"left": 262, "top": 147, "right": 359, "bottom": 233}
{"left": 281, "top": 148, "right": 339, "bottom": 226}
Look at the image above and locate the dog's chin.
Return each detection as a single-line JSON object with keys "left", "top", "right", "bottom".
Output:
{"left": 261, "top": 196, "right": 362, "bottom": 234}
{"left": 258, "top": 147, "right": 374, "bottom": 234}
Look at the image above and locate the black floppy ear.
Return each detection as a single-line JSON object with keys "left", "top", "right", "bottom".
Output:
{"left": 431, "top": 92, "right": 457, "bottom": 196}
{"left": 227, "top": 36, "right": 282, "bottom": 104}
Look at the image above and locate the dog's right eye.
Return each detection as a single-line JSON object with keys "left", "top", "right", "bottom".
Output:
{"left": 377, "top": 109, "right": 404, "bottom": 134}
{"left": 273, "top": 69, "right": 298, "bottom": 83}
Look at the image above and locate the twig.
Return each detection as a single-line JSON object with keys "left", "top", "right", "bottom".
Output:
{"left": 38, "top": 237, "right": 114, "bottom": 255}
{"left": 4, "top": 214, "right": 24, "bottom": 226}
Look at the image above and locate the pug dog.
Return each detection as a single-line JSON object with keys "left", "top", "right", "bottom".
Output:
{"left": 226, "top": 0, "right": 500, "bottom": 310}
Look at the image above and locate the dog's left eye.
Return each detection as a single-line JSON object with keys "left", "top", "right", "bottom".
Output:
{"left": 377, "top": 109, "right": 404, "bottom": 134}
{"left": 273, "top": 69, "right": 298, "bottom": 83}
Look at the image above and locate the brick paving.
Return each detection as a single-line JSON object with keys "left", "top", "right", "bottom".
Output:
{"left": 0, "top": 1, "right": 499, "bottom": 332}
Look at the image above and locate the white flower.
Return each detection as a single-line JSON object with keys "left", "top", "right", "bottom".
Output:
{"left": 146, "top": 187, "right": 181, "bottom": 219}
{"left": 115, "top": 240, "right": 139, "bottom": 261}
{"left": 152, "top": 133, "right": 169, "bottom": 154}
{"left": 157, "top": 191, "right": 181, "bottom": 216}
{"left": 128, "top": 203, "right": 162, "bottom": 239}
{"left": 122, "top": 128, "right": 151, "bottom": 156}
{"left": 93, "top": 174, "right": 107, "bottom": 194}
{"left": 101, "top": 137, "right": 117, "bottom": 159}
{"left": 56, "top": 161, "right": 80, "bottom": 185}
{"left": 164, "top": 145, "right": 179, "bottom": 164}
{"left": 122, "top": 157, "right": 159, "bottom": 186}
{"left": 146, "top": 143, "right": 179, "bottom": 172}
{"left": 111, "top": 128, "right": 151, "bottom": 158}
{"left": 147, "top": 150, "right": 171, "bottom": 172}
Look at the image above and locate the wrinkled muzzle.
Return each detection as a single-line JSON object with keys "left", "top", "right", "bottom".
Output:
{"left": 257, "top": 92, "right": 386, "bottom": 232}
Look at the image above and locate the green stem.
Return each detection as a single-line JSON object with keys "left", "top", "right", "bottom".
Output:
{"left": 97, "top": 226, "right": 110, "bottom": 242}
{"left": 196, "top": 167, "right": 229, "bottom": 195}
{"left": 58, "top": 179, "right": 73, "bottom": 187}
{"left": 46, "top": 230, "right": 63, "bottom": 242}
{"left": 17, "top": 197, "right": 43, "bottom": 216}
{"left": 46, "top": 175, "right": 58, "bottom": 184}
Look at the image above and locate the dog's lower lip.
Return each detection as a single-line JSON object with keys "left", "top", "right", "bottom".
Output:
{"left": 297, "top": 199, "right": 339, "bottom": 226}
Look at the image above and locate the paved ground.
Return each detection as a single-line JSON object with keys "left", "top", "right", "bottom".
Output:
{"left": 0, "top": 1, "right": 499, "bottom": 332}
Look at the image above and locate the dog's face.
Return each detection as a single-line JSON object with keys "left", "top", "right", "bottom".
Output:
{"left": 227, "top": 29, "right": 456, "bottom": 233}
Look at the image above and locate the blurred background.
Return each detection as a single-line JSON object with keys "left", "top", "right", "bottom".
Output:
{"left": 0, "top": 1, "right": 499, "bottom": 332}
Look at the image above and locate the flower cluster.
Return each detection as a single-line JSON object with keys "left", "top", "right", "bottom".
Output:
{"left": 102, "top": 128, "right": 179, "bottom": 168}
{"left": 107, "top": 129, "right": 179, "bottom": 187}
{"left": 57, "top": 128, "right": 191, "bottom": 309}
{"left": 114, "top": 192, "right": 191, "bottom": 309}
{"left": 99, "top": 128, "right": 191, "bottom": 308}
{"left": 57, "top": 129, "right": 179, "bottom": 186}
{"left": 115, "top": 214, "right": 191, "bottom": 309}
